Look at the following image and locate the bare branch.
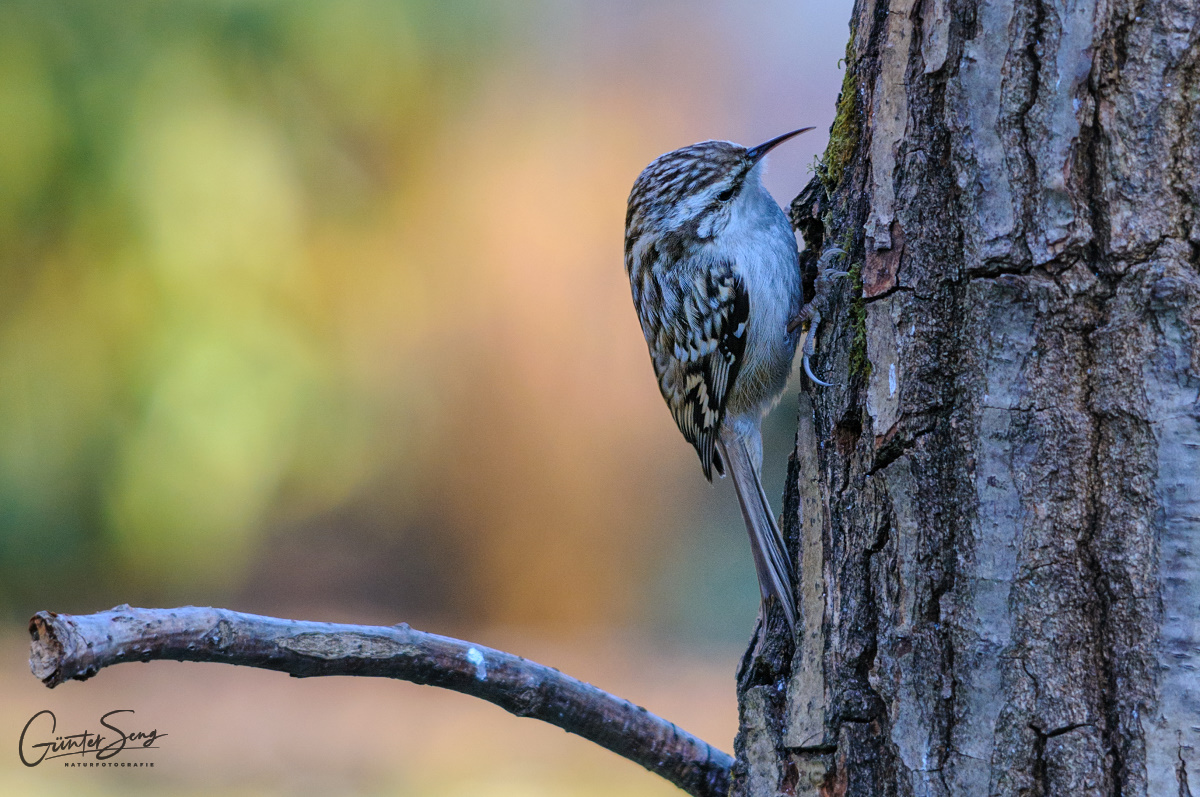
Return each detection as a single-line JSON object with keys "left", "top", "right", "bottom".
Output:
{"left": 28, "top": 606, "right": 732, "bottom": 797}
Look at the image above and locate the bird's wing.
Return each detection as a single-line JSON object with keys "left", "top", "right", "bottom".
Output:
{"left": 630, "top": 256, "right": 749, "bottom": 481}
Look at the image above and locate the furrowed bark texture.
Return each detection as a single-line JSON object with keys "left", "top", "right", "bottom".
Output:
{"left": 732, "top": 0, "right": 1200, "bottom": 794}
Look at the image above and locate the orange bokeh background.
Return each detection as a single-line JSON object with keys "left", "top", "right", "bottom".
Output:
{"left": 0, "top": 1, "right": 849, "bottom": 793}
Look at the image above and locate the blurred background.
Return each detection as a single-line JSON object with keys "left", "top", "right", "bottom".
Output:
{"left": 0, "top": 0, "right": 849, "bottom": 793}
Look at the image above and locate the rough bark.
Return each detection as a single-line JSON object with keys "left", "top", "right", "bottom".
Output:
{"left": 29, "top": 606, "right": 733, "bottom": 797}
{"left": 733, "top": 0, "right": 1200, "bottom": 794}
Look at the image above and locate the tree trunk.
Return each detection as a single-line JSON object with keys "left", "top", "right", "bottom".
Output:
{"left": 732, "top": 0, "right": 1200, "bottom": 794}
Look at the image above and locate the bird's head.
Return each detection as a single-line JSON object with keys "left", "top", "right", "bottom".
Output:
{"left": 624, "top": 127, "right": 812, "bottom": 260}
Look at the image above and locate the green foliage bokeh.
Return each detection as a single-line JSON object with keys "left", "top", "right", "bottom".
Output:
{"left": 0, "top": 0, "right": 508, "bottom": 612}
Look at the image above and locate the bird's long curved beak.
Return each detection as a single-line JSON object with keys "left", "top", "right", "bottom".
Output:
{"left": 745, "top": 127, "right": 814, "bottom": 164}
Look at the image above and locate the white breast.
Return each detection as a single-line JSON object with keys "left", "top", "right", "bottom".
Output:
{"left": 715, "top": 174, "right": 802, "bottom": 418}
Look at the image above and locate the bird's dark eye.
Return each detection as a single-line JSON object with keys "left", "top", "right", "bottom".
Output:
{"left": 717, "top": 187, "right": 735, "bottom": 202}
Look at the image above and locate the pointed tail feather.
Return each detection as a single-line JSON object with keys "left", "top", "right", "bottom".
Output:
{"left": 718, "top": 430, "right": 797, "bottom": 632}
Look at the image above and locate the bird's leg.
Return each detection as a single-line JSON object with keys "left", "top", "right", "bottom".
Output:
{"left": 787, "top": 248, "right": 849, "bottom": 386}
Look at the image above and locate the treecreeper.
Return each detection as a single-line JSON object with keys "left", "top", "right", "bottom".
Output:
{"left": 623, "top": 129, "right": 845, "bottom": 631}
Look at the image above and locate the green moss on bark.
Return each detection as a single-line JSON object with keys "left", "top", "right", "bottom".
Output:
{"left": 819, "top": 41, "right": 859, "bottom": 191}
{"left": 847, "top": 261, "right": 870, "bottom": 379}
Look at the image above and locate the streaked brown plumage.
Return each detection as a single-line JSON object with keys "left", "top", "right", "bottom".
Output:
{"left": 624, "top": 129, "right": 846, "bottom": 632}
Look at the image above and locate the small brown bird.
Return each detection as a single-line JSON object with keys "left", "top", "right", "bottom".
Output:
{"left": 624, "top": 129, "right": 844, "bottom": 631}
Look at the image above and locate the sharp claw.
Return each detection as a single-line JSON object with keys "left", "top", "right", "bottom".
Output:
{"left": 817, "top": 247, "right": 846, "bottom": 268}
{"left": 803, "top": 354, "right": 835, "bottom": 387}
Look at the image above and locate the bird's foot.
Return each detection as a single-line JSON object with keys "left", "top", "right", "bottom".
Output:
{"left": 788, "top": 248, "right": 849, "bottom": 386}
